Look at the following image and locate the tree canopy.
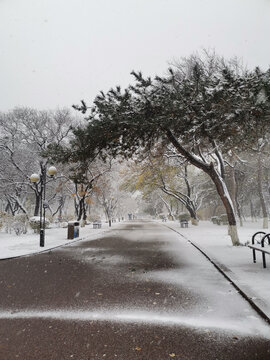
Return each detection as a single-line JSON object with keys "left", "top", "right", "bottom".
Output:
{"left": 46, "top": 53, "right": 270, "bottom": 246}
{"left": 48, "top": 54, "right": 270, "bottom": 164}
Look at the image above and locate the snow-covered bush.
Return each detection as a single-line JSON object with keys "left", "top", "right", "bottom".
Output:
{"left": 0, "top": 212, "right": 28, "bottom": 235}
{"left": 65, "top": 214, "right": 76, "bottom": 222}
{"left": 0, "top": 211, "right": 4, "bottom": 230}
{"left": 3, "top": 214, "right": 13, "bottom": 233}
{"left": 178, "top": 213, "right": 191, "bottom": 221}
{"left": 60, "top": 222, "right": 68, "bottom": 228}
{"left": 159, "top": 214, "right": 167, "bottom": 222}
{"left": 0, "top": 212, "right": 29, "bottom": 235}
{"left": 211, "top": 216, "right": 218, "bottom": 224}
{"left": 220, "top": 214, "right": 229, "bottom": 225}
{"left": 47, "top": 215, "right": 54, "bottom": 223}
{"left": 12, "top": 221, "right": 24, "bottom": 235}
{"left": 29, "top": 216, "right": 50, "bottom": 233}
{"left": 12, "top": 214, "right": 28, "bottom": 235}
{"left": 88, "top": 214, "right": 100, "bottom": 222}
{"left": 211, "top": 216, "right": 221, "bottom": 225}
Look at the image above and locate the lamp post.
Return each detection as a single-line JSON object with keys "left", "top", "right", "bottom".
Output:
{"left": 30, "top": 164, "right": 57, "bottom": 247}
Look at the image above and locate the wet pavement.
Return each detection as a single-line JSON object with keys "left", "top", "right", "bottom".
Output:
{"left": 0, "top": 221, "right": 270, "bottom": 359}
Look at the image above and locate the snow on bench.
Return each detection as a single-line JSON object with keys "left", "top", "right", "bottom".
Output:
{"left": 248, "top": 231, "right": 270, "bottom": 268}
{"left": 93, "top": 221, "right": 102, "bottom": 229}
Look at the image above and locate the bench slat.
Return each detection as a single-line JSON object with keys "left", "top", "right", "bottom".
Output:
{"left": 248, "top": 244, "right": 270, "bottom": 268}
{"left": 248, "top": 245, "right": 270, "bottom": 255}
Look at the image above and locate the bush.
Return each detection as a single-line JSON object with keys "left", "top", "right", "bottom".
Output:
{"left": 220, "top": 214, "right": 229, "bottom": 225}
{"left": 0, "top": 212, "right": 4, "bottom": 230}
{"left": 12, "top": 221, "right": 24, "bottom": 235}
{"left": 29, "top": 217, "right": 50, "bottom": 233}
{"left": 12, "top": 214, "right": 28, "bottom": 235}
{"left": 3, "top": 213, "right": 14, "bottom": 233}
{"left": 211, "top": 216, "right": 217, "bottom": 224}
{"left": 178, "top": 213, "right": 191, "bottom": 221}
{"left": 88, "top": 213, "right": 102, "bottom": 222}
{"left": 211, "top": 216, "right": 221, "bottom": 225}
{"left": 0, "top": 212, "right": 29, "bottom": 235}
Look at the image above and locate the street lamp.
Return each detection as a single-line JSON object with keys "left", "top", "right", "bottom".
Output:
{"left": 30, "top": 164, "right": 57, "bottom": 247}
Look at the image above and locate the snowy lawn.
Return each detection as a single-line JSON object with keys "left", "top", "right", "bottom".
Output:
{"left": 0, "top": 223, "right": 110, "bottom": 259}
{"left": 161, "top": 220, "right": 270, "bottom": 319}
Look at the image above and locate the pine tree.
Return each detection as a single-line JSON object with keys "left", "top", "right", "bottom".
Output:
{"left": 46, "top": 54, "right": 270, "bottom": 245}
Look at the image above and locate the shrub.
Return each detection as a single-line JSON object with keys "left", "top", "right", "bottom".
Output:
{"left": 29, "top": 217, "right": 50, "bottom": 233}
{"left": 0, "top": 212, "right": 4, "bottom": 230}
{"left": 0, "top": 212, "right": 29, "bottom": 235}
{"left": 60, "top": 222, "right": 68, "bottom": 228}
{"left": 220, "top": 214, "right": 229, "bottom": 225}
{"left": 211, "top": 216, "right": 221, "bottom": 225}
{"left": 3, "top": 214, "right": 13, "bottom": 233}
{"left": 178, "top": 213, "right": 191, "bottom": 221}
{"left": 12, "top": 214, "right": 28, "bottom": 235}
{"left": 88, "top": 213, "right": 102, "bottom": 222}
{"left": 12, "top": 221, "right": 24, "bottom": 235}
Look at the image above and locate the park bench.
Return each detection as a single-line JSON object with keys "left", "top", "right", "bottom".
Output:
{"left": 180, "top": 219, "right": 188, "bottom": 228}
{"left": 248, "top": 231, "right": 270, "bottom": 268}
{"left": 93, "top": 220, "right": 102, "bottom": 229}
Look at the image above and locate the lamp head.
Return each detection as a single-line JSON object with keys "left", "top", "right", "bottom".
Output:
{"left": 30, "top": 173, "right": 40, "bottom": 183}
{"left": 48, "top": 166, "right": 57, "bottom": 177}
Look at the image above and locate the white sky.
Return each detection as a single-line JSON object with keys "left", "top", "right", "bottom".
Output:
{"left": 0, "top": 0, "right": 269, "bottom": 111}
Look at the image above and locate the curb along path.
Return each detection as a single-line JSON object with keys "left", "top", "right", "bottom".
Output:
{"left": 0, "top": 226, "right": 111, "bottom": 262}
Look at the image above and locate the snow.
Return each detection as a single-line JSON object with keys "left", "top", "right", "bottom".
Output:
{"left": 1, "top": 219, "right": 270, "bottom": 332}
{"left": 0, "top": 308, "right": 269, "bottom": 337}
{"left": 160, "top": 220, "right": 270, "bottom": 320}
{"left": 0, "top": 223, "right": 110, "bottom": 259}
{"left": 29, "top": 216, "right": 41, "bottom": 222}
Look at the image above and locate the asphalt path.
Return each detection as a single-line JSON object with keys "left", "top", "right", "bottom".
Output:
{"left": 0, "top": 221, "right": 270, "bottom": 359}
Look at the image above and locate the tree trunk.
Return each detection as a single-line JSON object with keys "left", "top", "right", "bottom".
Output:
{"left": 77, "top": 199, "right": 83, "bottom": 221}
{"left": 191, "top": 218, "right": 199, "bottom": 225}
{"left": 209, "top": 166, "right": 240, "bottom": 245}
{"left": 160, "top": 188, "right": 198, "bottom": 225}
{"left": 226, "top": 165, "right": 237, "bottom": 213}
{"left": 236, "top": 202, "right": 243, "bottom": 227}
{"left": 34, "top": 194, "right": 40, "bottom": 216}
{"left": 166, "top": 129, "right": 240, "bottom": 245}
{"left": 5, "top": 199, "right": 16, "bottom": 216}
{"left": 80, "top": 200, "right": 87, "bottom": 227}
{"left": 5, "top": 202, "right": 11, "bottom": 213}
{"left": 227, "top": 165, "right": 243, "bottom": 226}
{"left": 224, "top": 157, "right": 243, "bottom": 227}
{"left": 186, "top": 203, "right": 199, "bottom": 225}
{"left": 250, "top": 200, "right": 255, "bottom": 222}
{"left": 257, "top": 155, "right": 268, "bottom": 229}
{"left": 83, "top": 202, "right": 87, "bottom": 221}
{"left": 159, "top": 195, "right": 175, "bottom": 220}
{"left": 235, "top": 173, "right": 243, "bottom": 227}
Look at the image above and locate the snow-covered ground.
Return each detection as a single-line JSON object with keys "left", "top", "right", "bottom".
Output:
{"left": 0, "top": 223, "right": 110, "bottom": 259}
{"left": 161, "top": 220, "right": 270, "bottom": 321}
{"left": 1, "top": 219, "right": 270, "bottom": 322}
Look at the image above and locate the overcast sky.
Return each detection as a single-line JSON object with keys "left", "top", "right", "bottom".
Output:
{"left": 0, "top": 0, "right": 269, "bottom": 111}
